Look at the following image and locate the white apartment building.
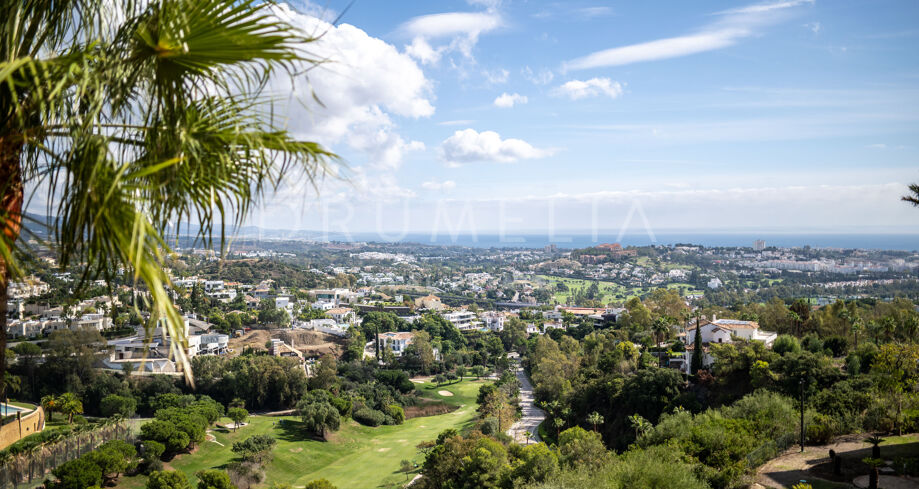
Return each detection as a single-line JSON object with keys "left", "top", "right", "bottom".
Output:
{"left": 443, "top": 310, "right": 478, "bottom": 331}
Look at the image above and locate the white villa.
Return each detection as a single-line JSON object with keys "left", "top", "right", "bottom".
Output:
{"left": 677, "top": 317, "right": 778, "bottom": 373}
{"left": 380, "top": 331, "right": 415, "bottom": 356}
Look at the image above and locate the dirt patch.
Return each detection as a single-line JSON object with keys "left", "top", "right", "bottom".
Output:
{"left": 377, "top": 448, "right": 391, "bottom": 452}
{"left": 437, "top": 390, "right": 454, "bottom": 397}
{"left": 404, "top": 402, "right": 457, "bottom": 419}
{"left": 228, "top": 329, "right": 347, "bottom": 358}
{"left": 289, "top": 447, "right": 303, "bottom": 453}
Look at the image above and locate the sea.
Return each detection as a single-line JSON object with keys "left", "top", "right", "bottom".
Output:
{"left": 339, "top": 232, "right": 919, "bottom": 251}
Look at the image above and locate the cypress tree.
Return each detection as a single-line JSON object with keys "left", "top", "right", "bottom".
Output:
{"left": 691, "top": 316, "right": 704, "bottom": 375}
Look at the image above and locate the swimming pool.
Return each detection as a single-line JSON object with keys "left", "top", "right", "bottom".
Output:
{"left": 0, "top": 404, "right": 26, "bottom": 416}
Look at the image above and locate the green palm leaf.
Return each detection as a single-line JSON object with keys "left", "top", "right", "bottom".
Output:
{"left": 0, "top": 0, "right": 338, "bottom": 385}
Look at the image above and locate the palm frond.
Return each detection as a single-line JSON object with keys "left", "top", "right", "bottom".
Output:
{"left": 2, "top": 0, "right": 339, "bottom": 383}
{"left": 903, "top": 183, "right": 919, "bottom": 207}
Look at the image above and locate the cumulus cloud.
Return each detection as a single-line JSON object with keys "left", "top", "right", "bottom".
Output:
{"left": 269, "top": 4, "right": 433, "bottom": 170}
{"left": 421, "top": 180, "right": 457, "bottom": 191}
{"left": 400, "top": 11, "right": 503, "bottom": 64}
{"left": 554, "top": 78, "right": 624, "bottom": 100}
{"left": 493, "top": 92, "right": 528, "bottom": 108}
{"left": 440, "top": 129, "right": 553, "bottom": 165}
{"left": 565, "top": 0, "right": 814, "bottom": 69}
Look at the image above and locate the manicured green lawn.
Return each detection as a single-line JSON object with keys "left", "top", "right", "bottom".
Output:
{"left": 115, "top": 379, "right": 488, "bottom": 489}
{"left": 538, "top": 275, "right": 702, "bottom": 305}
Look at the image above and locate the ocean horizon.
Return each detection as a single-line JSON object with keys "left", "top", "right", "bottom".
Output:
{"left": 269, "top": 232, "right": 919, "bottom": 251}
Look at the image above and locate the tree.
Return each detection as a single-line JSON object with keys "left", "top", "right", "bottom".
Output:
{"left": 299, "top": 400, "right": 340, "bottom": 438}
{"left": 587, "top": 411, "right": 604, "bottom": 433}
{"left": 628, "top": 414, "right": 652, "bottom": 439}
{"left": 872, "top": 343, "right": 919, "bottom": 435}
{"left": 651, "top": 317, "right": 671, "bottom": 348}
{"left": 100, "top": 394, "right": 137, "bottom": 418}
{"left": 49, "top": 458, "right": 103, "bottom": 489}
{"left": 58, "top": 392, "right": 83, "bottom": 424}
{"left": 227, "top": 407, "right": 248, "bottom": 432}
{"left": 0, "top": 0, "right": 337, "bottom": 389}
{"left": 232, "top": 434, "right": 276, "bottom": 464}
{"left": 456, "top": 366, "right": 466, "bottom": 381}
{"left": 403, "top": 330, "right": 435, "bottom": 374}
{"left": 690, "top": 317, "right": 704, "bottom": 375}
{"left": 902, "top": 183, "right": 919, "bottom": 207}
{"left": 11, "top": 341, "right": 40, "bottom": 397}
{"left": 147, "top": 470, "right": 192, "bottom": 489}
{"left": 196, "top": 470, "right": 236, "bottom": 489}
{"left": 86, "top": 440, "right": 138, "bottom": 484}
{"left": 552, "top": 417, "right": 566, "bottom": 438}
{"left": 557, "top": 427, "right": 608, "bottom": 469}
{"left": 309, "top": 355, "right": 338, "bottom": 391}
{"left": 511, "top": 442, "right": 559, "bottom": 485}
{"left": 472, "top": 365, "right": 486, "bottom": 379}
{"left": 41, "top": 394, "right": 58, "bottom": 422}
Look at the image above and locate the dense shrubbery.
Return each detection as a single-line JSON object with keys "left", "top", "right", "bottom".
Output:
{"left": 139, "top": 395, "right": 222, "bottom": 457}
{"left": 43, "top": 440, "right": 138, "bottom": 489}
{"left": 352, "top": 407, "right": 386, "bottom": 427}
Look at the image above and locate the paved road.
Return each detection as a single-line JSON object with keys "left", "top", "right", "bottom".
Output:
{"left": 507, "top": 365, "right": 545, "bottom": 444}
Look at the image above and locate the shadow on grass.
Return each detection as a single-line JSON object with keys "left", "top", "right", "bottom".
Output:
{"left": 273, "top": 418, "right": 326, "bottom": 443}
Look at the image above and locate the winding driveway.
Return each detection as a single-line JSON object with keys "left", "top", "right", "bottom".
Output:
{"left": 507, "top": 365, "right": 545, "bottom": 444}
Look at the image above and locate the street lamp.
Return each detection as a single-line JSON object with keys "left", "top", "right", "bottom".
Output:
{"left": 799, "top": 378, "right": 806, "bottom": 452}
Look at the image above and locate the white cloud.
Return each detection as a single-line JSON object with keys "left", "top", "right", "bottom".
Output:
{"left": 400, "top": 11, "right": 503, "bottom": 63}
{"left": 554, "top": 78, "right": 624, "bottom": 100}
{"left": 483, "top": 68, "right": 510, "bottom": 84}
{"left": 565, "top": 0, "right": 814, "bottom": 69}
{"left": 269, "top": 4, "right": 433, "bottom": 170}
{"left": 867, "top": 143, "right": 887, "bottom": 149}
{"left": 493, "top": 92, "right": 528, "bottom": 108}
{"left": 438, "top": 119, "right": 476, "bottom": 126}
{"left": 421, "top": 180, "right": 457, "bottom": 191}
{"left": 440, "top": 129, "right": 554, "bottom": 165}
{"left": 522, "top": 66, "right": 554, "bottom": 85}
{"left": 805, "top": 21, "right": 821, "bottom": 34}
{"left": 576, "top": 6, "right": 613, "bottom": 18}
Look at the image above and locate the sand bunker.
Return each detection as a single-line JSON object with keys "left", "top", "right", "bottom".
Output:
{"left": 438, "top": 390, "right": 454, "bottom": 397}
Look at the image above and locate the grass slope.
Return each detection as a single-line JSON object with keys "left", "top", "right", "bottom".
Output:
{"left": 116, "top": 378, "right": 487, "bottom": 489}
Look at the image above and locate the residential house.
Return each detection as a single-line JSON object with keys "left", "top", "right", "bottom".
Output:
{"left": 380, "top": 331, "right": 414, "bottom": 356}
{"left": 480, "top": 311, "right": 505, "bottom": 332}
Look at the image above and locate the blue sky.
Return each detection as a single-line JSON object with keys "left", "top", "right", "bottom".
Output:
{"left": 248, "top": 0, "right": 919, "bottom": 237}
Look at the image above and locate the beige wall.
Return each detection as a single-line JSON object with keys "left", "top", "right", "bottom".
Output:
{"left": 0, "top": 406, "right": 45, "bottom": 451}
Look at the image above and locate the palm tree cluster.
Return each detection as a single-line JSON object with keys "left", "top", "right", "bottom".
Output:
{"left": 41, "top": 393, "right": 83, "bottom": 424}
{"left": 0, "top": 0, "right": 337, "bottom": 385}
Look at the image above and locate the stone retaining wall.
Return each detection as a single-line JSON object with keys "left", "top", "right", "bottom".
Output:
{"left": 0, "top": 406, "right": 45, "bottom": 451}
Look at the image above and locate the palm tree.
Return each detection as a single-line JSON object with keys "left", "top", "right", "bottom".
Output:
{"left": 628, "top": 413, "right": 651, "bottom": 439}
{"left": 587, "top": 411, "right": 604, "bottom": 432}
{"left": 652, "top": 317, "right": 670, "bottom": 347}
{"left": 552, "top": 417, "right": 565, "bottom": 439}
{"left": 41, "top": 394, "right": 58, "bottom": 422}
{"left": 1, "top": 372, "right": 20, "bottom": 415}
{"left": 851, "top": 317, "right": 863, "bottom": 349}
{"left": 902, "top": 183, "right": 919, "bottom": 207}
{"left": 0, "top": 0, "right": 337, "bottom": 387}
{"left": 58, "top": 392, "right": 83, "bottom": 424}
